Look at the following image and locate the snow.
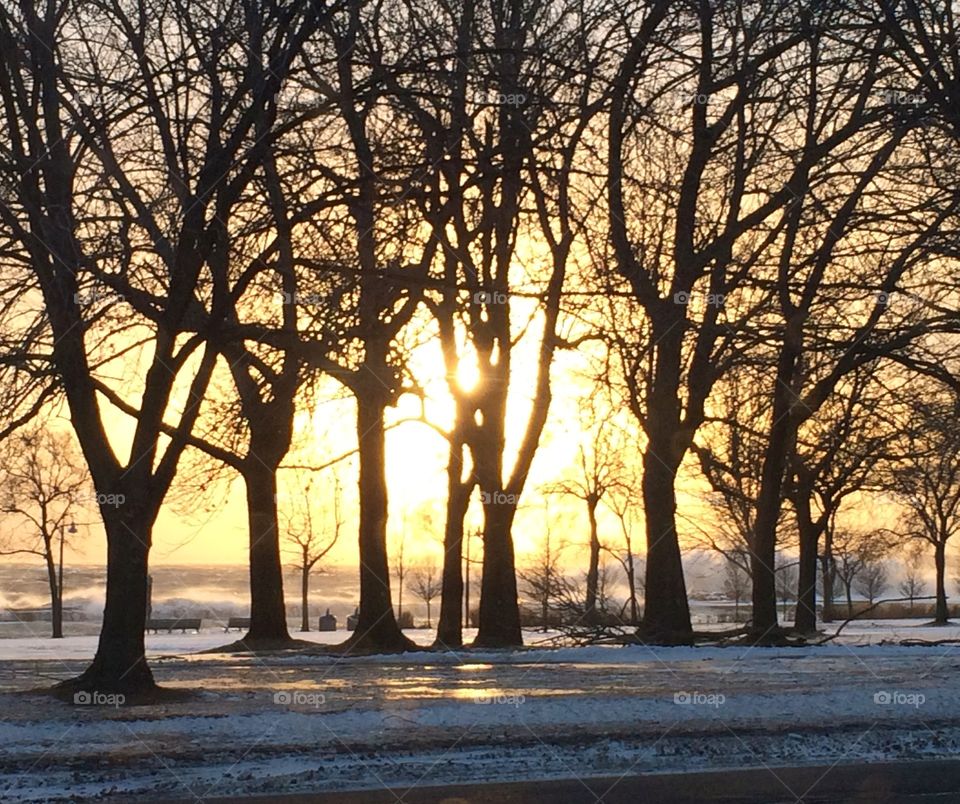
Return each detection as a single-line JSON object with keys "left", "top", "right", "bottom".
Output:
{"left": 0, "top": 624, "right": 436, "bottom": 661}
{"left": 0, "top": 619, "right": 956, "bottom": 662}
{"left": 1, "top": 621, "right": 959, "bottom": 801}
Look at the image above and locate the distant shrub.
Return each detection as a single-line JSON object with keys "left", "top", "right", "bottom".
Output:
{"left": 824, "top": 600, "right": 959, "bottom": 620}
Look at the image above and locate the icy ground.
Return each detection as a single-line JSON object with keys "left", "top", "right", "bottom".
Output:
{"left": 0, "top": 622, "right": 958, "bottom": 801}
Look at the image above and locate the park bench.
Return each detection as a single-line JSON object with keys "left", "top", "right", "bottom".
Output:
{"left": 223, "top": 617, "right": 251, "bottom": 632}
{"left": 145, "top": 618, "right": 202, "bottom": 633}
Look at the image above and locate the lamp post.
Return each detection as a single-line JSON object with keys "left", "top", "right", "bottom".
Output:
{"left": 53, "top": 519, "right": 77, "bottom": 639}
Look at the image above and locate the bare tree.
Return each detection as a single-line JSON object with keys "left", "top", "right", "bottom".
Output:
{"left": 604, "top": 474, "right": 644, "bottom": 626}
{"left": 0, "top": 0, "right": 330, "bottom": 694}
{"left": 742, "top": 0, "right": 959, "bottom": 640}
{"left": 381, "top": 0, "right": 612, "bottom": 649}
{"left": 899, "top": 549, "right": 928, "bottom": 613}
{"left": 519, "top": 521, "right": 567, "bottom": 633}
{"left": 775, "top": 555, "right": 799, "bottom": 621}
{"left": 543, "top": 407, "right": 624, "bottom": 623}
{"left": 693, "top": 372, "right": 771, "bottom": 567}
{"left": 393, "top": 529, "right": 408, "bottom": 623}
{"left": 892, "top": 398, "right": 960, "bottom": 624}
{"left": 411, "top": 563, "right": 441, "bottom": 629}
{"left": 283, "top": 475, "right": 343, "bottom": 633}
{"left": 723, "top": 556, "right": 751, "bottom": 623}
{"left": 832, "top": 530, "right": 890, "bottom": 618}
{"left": 855, "top": 560, "right": 889, "bottom": 606}
{"left": 788, "top": 370, "right": 899, "bottom": 632}
{"left": 605, "top": 1, "right": 887, "bottom": 643}
{"left": 0, "top": 426, "right": 87, "bottom": 638}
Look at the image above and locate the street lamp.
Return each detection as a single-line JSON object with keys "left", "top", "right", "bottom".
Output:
{"left": 55, "top": 519, "right": 77, "bottom": 638}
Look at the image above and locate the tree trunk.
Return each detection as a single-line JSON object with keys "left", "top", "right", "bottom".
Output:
{"left": 750, "top": 329, "right": 801, "bottom": 640}
{"left": 793, "top": 494, "right": 821, "bottom": 635}
{"left": 63, "top": 514, "right": 155, "bottom": 695}
{"left": 300, "top": 561, "right": 310, "bottom": 632}
{"left": 845, "top": 583, "right": 853, "bottom": 618}
{"left": 464, "top": 530, "right": 472, "bottom": 629}
{"left": 474, "top": 497, "right": 522, "bottom": 647}
{"left": 637, "top": 322, "right": 692, "bottom": 643}
{"left": 639, "top": 434, "right": 691, "bottom": 642}
{"left": 44, "top": 543, "right": 63, "bottom": 640}
{"left": 934, "top": 541, "right": 949, "bottom": 624}
{"left": 343, "top": 391, "right": 411, "bottom": 652}
{"left": 625, "top": 554, "right": 639, "bottom": 625}
{"left": 585, "top": 497, "right": 600, "bottom": 623}
{"left": 436, "top": 438, "right": 471, "bottom": 648}
{"left": 820, "top": 535, "right": 836, "bottom": 623}
{"left": 243, "top": 464, "right": 290, "bottom": 644}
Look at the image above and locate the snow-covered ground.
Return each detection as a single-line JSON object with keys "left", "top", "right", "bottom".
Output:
{"left": 0, "top": 618, "right": 953, "bottom": 661}
{"left": 1, "top": 621, "right": 959, "bottom": 801}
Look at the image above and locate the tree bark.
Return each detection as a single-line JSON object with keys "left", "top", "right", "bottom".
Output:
{"left": 794, "top": 523, "right": 820, "bottom": 635}
{"left": 435, "top": 436, "right": 471, "bottom": 648}
{"left": 243, "top": 463, "right": 290, "bottom": 643}
{"left": 750, "top": 321, "right": 802, "bottom": 640}
{"left": 639, "top": 429, "right": 691, "bottom": 642}
{"left": 44, "top": 542, "right": 62, "bottom": 640}
{"left": 585, "top": 497, "right": 600, "bottom": 623}
{"left": 66, "top": 513, "right": 154, "bottom": 694}
{"left": 342, "top": 390, "right": 412, "bottom": 652}
{"left": 821, "top": 530, "right": 836, "bottom": 623}
{"left": 300, "top": 560, "right": 310, "bottom": 633}
{"left": 625, "top": 554, "right": 639, "bottom": 625}
{"left": 792, "top": 489, "right": 821, "bottom": 635}
{"left": 934, "top": 541, "right": 949, "bottom": 624}
{"left": 475, "top": 497, "right": 522, "bottom": 647}
{"left": 637, "top": 319, "right": 692, "bottom": 643}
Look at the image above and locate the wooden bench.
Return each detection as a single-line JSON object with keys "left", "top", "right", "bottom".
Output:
{"left": 145, "top": 618, "right": 202, "bottom": 633}
{"left": 223, "top": 617, "right": 251, "bottom": 632}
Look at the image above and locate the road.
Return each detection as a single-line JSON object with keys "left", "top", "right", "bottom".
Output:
{"left": 2, "top": 644, "right": 960, "bottom": 801}
{"left": 204, "top": 760, "right": 960, "bottom": 803}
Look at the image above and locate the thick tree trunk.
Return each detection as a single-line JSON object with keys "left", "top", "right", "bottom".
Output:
{"left": 44, "top": 546, "right": 63, "bottom": 640}
{"left": 750, "top": 330, "right": 801, "bottom": 640}
{"left": 63, "top": 515, "right": 155, "bottom": 695}
{"left": 300, "top": 562, "right": 310, "bottom": 632}
{"left": 435, "top": 438, "right": 471, "bottom": 648}
{"left": 474, "top": 498, "right": 522, "bottom": 647}
{"left": 243, "top": 464, "right": 290, "bottom": 644}
{"left": 793, "top": 493, "right": 821, "bottom": 635}
{"left": 585, "top": 498, "right": 600, "bottom": 623}
{"left": 934, "top": 541, "right": 949, "bottom": 624}
{"left": 639, "top": 438, "right": 691, "bottom": 642}
{"left": 342, "top": 391, "right": 411, "bottom": 652}
{"left": 638, "top": 321, "right": 692, "bottom": 643}
{"left": 795, "top": 526, "right": 819, "bottom": 635}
